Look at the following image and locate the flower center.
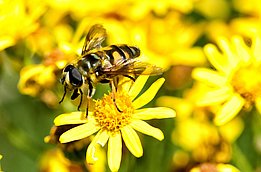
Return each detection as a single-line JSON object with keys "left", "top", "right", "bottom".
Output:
{"left": 231, "top": 64, "right": 261, "bottom": 108}
{"left": 94, "top": 92, "right": 134, "bottom": 133}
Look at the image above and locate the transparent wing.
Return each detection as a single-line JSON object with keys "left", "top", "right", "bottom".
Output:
{"left": 81, "top": 24, "right": 107, "bottom": 55}
{"left": 102, "top": 58, "right": 164, "bottom": 76}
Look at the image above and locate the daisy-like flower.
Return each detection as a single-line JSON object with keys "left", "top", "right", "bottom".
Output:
{"left": 54, "top": 75, "right": 176, "bottom": 172}
{"left": 192, "top": 34, "right": 261, "bottom": 125}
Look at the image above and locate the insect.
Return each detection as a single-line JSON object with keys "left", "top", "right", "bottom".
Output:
{"left": 59, "top": 24, "right": 163, "bottom": 116}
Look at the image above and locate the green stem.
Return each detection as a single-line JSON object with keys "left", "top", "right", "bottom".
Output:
{"left": 232, "top": 143, "right": 253, "bottom": 172}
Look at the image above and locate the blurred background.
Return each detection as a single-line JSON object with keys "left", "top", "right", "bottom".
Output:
{"left": 0, "top": 0, "right": 261, "bottom": 171}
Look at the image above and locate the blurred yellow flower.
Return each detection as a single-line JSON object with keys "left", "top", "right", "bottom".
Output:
{"left": 233, "top": 0, "right": 261, "bottom": 17}
{"left": 40, "top": 148, "right": 105, "bottom": 172}
{"left": 40, "top": 149, "right": 83, "bottom": 172}
{"left": 54, "top": 75, "right": 175, "bottom": 171}
{"left": 157, "top": 83, "right": 244, "bottom": 169}
{"left": 0, "top": 0, "right": 45, "bottom": 51}
{"left": 194, "top": 0, "right": 230, "bottom": 19}
{"left": 230, "top": 17, "right": 261, "bottom": 38}
{"left": 192, "top": 35, "right": 261, "bottom": 125}
{"left": 131, "top": 12, "right": 206, "bottom": 69}
{"left": 18, "top": 64, "right": 56, "bottom": 97}
{"left": 190, "top": 163, "right": 240, "bottom": 172}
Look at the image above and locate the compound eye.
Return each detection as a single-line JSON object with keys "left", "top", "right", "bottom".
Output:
{"left": 69, "top": 67, "right": 83, "bottom": 87}
{"left": 64, "top": 65, "right": 74, "bottom": 72}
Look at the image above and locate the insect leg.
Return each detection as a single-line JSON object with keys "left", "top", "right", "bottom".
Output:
{"left": 110, "top": 79, "right": 122, "bottom": 112}
{"left": 77, "top": 89, "right": 83, "bottom": 111}
{"left": 86, "top": 96, "right": 90, "bottom": 118}
{"left": 123, "top": 74, "right": 135, "bottom": 82}
{"left": 59, "top": 85, "right": 67, "bottom": 104}
{"left": 71, "top": 89, "right": 80, "bottom": 100}
{"left": 85, "top": 79, "right": 94, "bottom": 118}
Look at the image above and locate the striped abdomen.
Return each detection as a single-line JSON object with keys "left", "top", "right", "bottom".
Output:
{"left": 103, "top": 44, "right": 140, "bottom": 65}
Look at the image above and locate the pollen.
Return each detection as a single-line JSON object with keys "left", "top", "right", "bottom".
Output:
{"left": 231, "top": 65, "right": 261, "bottom": 109}
{"left": 94, "top": 92, "right": 134, "bottom": 133}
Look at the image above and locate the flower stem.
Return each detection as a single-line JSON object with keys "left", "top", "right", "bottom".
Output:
{"left": 232, "top": 143, "right": 253, "bottom": 172}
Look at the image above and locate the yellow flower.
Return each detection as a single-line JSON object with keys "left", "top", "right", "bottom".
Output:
{"left": 0, "top": 0, "right": 45, "bottom": 51}
{"left": 17, "top": 61, "right": 61, "bottom": 107}
{"left": 192, "top": 35, "right": 261, "bottom": 125}
{"left": 157, "top": 81, "right": 244, "bottom": 169}
{"left": 40, "top": 149, "right": 81, "bottom": 172}
{"left": 40, "top": 148, "right": 106, "bottom": 172}
{"left": 54, "top": 75, "right": 176, "bottom": 171}
{"left": 233, "top": 0, "right": 261, "bottom": 17}
{"left": 18, "top": 64, "right": 56, "bottom": 96}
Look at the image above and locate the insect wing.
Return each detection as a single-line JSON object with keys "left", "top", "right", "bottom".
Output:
{"left": 103, "top": 59, "right": 164, "bottom": 76}
{"left": 81, "top": 24, "right": 107, "bottom": 55}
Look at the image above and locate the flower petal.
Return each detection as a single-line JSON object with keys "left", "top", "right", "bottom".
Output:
{"left": 54, "top": 111, "right": 90, "bottom": 126}
{"left": 214, "top": 93, "right": 245, "bottom": 126}
{"left": 129, "top": 75, "right": 149, "bottom": 100}
{"left": 217, "top": 37, "right": 239, "bottom": 69}
{"left": 0, "top": 36, "right": 15, "bottom": 51}
{"left": 255, "top": 97, "right": 261, "bottom": 115}
{"left": 86, "top": 130, "right": 109, "bottom": 164}
{"left": 121, "top": 125, "right": 143, "bottom": 157}
{"left": 252, "top": 35, "right": 261, "bottom": 62}
{"left": 196, "top": 86, "right": 233, "bottom": 106}
{"left": 86, "top": 131, "right": 102, "bottom": 164}
{"left": 192, "top": 68, "right": 227, "bottom": 87}
{"left": 133, "top": 107, "right": 176, "bottom": 120}
{"left": 132, "top": 78, "right": 165, "bottom": 109}
{"left": 232, "top": 36, "right": 251, "bottom": 63}
{"left": 59, "top": 122, "right": 100, "bottom": 143}
{"left": 130, "top": 120, "right": 164, "bottom": 141}
{"left": 204, "top": 44, "right": 230, "bottom": 74}
{"left": 108, "top": 132, "right": 122, "bottom": 172}
{"left": 97, "top": 130, "right": 110, "bottom": 147}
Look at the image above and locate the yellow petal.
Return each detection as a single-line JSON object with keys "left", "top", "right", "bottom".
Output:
{"left": 108, "top": 132, "right": 122, "bottom": 172}
{"left": 121, "top": 125, "right": 143, "bottom": 157}
{"left": 86, "top": 131, "right": 102, "bottom": 164}
{"left": 59, "top": 122, "right": 100, "bottom": 143}
{"left": 54, "top": 112, "right": 89, "bottom": 126}
{"left": 204, "top": 44, "right": 230, "bottom": 74}
{"left": 252, "top": 35, "right": 261, "bottom": 62}
{"left": 192, "top": 68, "right": 227, "bottom": 87}
{"left": 86, "top": 130, "right": 109, "bottom": 164}
{"left": 129, "top": 75, "right": 149, "bottom": 100}
{"left": 215, "top": 93, "right": 245, "bottom": 126}
{"left": 0, "top": 36, "right": 15, "bottom": 51}
{"left": 232, "top": 36, "right": 251, "bottom": 63}
{"left": 219, "top": 117, "right": 244, "bottom": 143}
{"left": 196, "top": 86, "right": 233, "bottom": 106}
{"left": 132, "top": 78, "right": 165, "bottom": 109}
{"left": 255, "top": 97, "right": 261, "bottom": 115}
{"left": 97, "top": 130, "right": 110, "bottom": 147}
{"left": 130, "top": 120, "right": 164, "bottom": 141}
{"left": 217, "top": 164, "right": 240, "bottom": 172}
{"left": 217, "top": 37, "right": 239, "bottom": 69}
{"left": 156, "top": 96, "right": 192, "bottom": 119}
{"left": 133, "top": 107, "right": 176, "bottom": 120}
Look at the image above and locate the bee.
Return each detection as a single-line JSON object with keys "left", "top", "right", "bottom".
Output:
{"left": 59, "top": 24, "right": 163, "bottom": 115}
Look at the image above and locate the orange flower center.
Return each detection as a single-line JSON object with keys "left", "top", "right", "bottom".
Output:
{"left": 94, "top": 92, "right": 134, "bottom": 133}
{"left": 232, "top": 65, "right": 261, "bottom": 108}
